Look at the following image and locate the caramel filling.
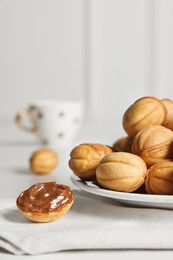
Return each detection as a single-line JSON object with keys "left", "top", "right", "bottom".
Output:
{"left": 17, "top": 182, "right": 73, "bottom": 213}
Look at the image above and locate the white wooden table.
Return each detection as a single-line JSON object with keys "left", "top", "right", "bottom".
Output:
{"left": 1, "top": 119, "right": 173, "bottom": 260}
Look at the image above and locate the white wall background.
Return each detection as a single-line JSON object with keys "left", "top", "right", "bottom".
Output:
{"left": 0, "top": 0, "right": 85, "bottom": 119}
{"left": 0, "top": 0, "right": 173, "bottom": 136}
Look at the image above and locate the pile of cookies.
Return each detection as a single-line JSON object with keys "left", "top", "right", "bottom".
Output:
{"left": 69, "top": 96, "right": 173, "bottom": 195}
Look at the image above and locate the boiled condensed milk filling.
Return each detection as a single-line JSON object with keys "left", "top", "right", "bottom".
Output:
{"left": 17, "top": 182, "right": 73, "bottom": 213}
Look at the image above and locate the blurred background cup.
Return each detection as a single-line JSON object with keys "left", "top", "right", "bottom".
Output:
{"left": 15, "top": 99, "right": 84, "bottom": 148}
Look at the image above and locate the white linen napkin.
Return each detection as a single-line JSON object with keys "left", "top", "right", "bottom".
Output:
{"left": 0, "top": 189, "right": 173, "bottom": 255}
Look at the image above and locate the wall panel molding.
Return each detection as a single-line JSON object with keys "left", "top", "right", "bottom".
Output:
{"left": 151, "top": 0, "right": 173, "bottom": 98}
{"left": 83, "top": 0, "right": 104, "bottom": 119}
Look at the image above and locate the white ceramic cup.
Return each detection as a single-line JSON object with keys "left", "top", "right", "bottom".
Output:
{"left": 15, "top": 99, "right": 84, "bottom": 148}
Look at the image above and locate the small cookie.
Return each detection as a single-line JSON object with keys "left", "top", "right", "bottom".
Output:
{"left": 16, "top": 182, "right": 74, "bottom": 222}
{"left": 69, "top": 143, "right": 113, "bottom": 181}
{"left": 30, "top": 148, "right": 58, "bottom": 174}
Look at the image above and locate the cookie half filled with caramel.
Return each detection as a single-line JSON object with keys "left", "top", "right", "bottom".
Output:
{"left": 16, "top": 182, "right": 74, "bottom": 222}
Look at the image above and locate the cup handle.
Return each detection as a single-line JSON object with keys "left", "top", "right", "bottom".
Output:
{"left": 15, "top": 108, "right": 39, "bottom": 134}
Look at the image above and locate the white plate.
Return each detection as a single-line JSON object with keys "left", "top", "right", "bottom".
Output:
{"left": 71, "top": 175, "right": 173, "bottom": 209}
